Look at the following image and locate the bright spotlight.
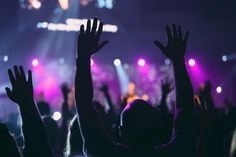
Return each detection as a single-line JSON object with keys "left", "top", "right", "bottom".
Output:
{"left": 138, "top": 59, "right": 146, "bottom": 67}
{"left": 32, "top": 59, "right": 39, "bottom": 67}
{"left": 188, "top": 59, "right": 196, "bottom": 67}
{"left": 216, "top": 86, "right": 222, "bottom": 94}
{"left": 114, "top": 59, "right": 121, "bottom": 66}
{"left": 3, "top": 55, "right": 8, "bottom": 62}
{"left": 90, "top": 59, "right": 94, "bottom": 66}
{"left": 31, "top": 0, "right": 41, "bottom": 9}
{"left": 222, "top": 55, "right": 227, "bottom": 62}
{"left": 52, "top": 111, "right": 62, "bottom": 121}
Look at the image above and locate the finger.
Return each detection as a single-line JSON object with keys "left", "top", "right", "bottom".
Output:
{"left": 166, "top": 25, "right": 172, "bottom": 39}
{"left": 19, "top": 66, "right": 26, "bottom": 82}
{"left": 8, "top": 69, "right": 16, "bottom": 86}
{"left": 14, "top": 66, "right": 21, "bottom": 80}
{"left": 5, "top": 87, "right": 13, "bottom": 100}
{"left": 172, "top": 24, "right": 177, "bottom": 39}
{"left": 27, "top": 70, "right": 32, "bottom": 85}
{"left": 91, "top": 17, "right": 98, "bottom": 34}
{"left": 80, "top": 24, "right": 85, "bottom": 34}
{"left": 154, "top": 40, "right": 165, "bottom": 52}
{"left": 97, "top": 40, "right": 109, "bottom": 51}
{"left": 177, "top": 25, "right": 182, "bottom": 40}
{"left": 86, "top": 19, "right": 91, "bottom": 34}
{"left": 96, "top": 21, "right": 104, "bottom": 39}
{"left": 184, "top": 31, "right": 189, "bottom": 44}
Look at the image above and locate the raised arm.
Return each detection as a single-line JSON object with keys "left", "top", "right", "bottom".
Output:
{"left": 5, "top": 66, "right": 53, "bottom": 157}
{"left": 154, "top": 25, "right": 194, "bottom": 115}
{"left": 75, "top": 17, "right": 113, "bottom": 156}
{"left": 154, "top": 25, "right": 195, "bottom": 156}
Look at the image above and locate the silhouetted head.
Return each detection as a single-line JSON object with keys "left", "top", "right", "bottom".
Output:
{"left": 120, "top": 99, "right": 168, "bottom": 148}
{"left": 37, "top": 101, "right": 51, "bottom": 116}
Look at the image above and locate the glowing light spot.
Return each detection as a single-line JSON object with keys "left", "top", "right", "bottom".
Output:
{"left": 222, "top": 55, "right": 227, "bottom": 62}
{"left": 3, "top": 55, "right": 8, "bottom": 62}
{"left": 188, "top": 59, "right": 196, "bottom": 67}
{"left": 32, "top": 59, "right": 39, "bottom": 67}
{"left": 138, "top": 59, "right": 146, "bottom": 67}
{"left": 59, "top": 58, "right": 65, "bottom": 64}
{"left": 31, "top": 0, "right": 41, "bottom": 9}
{"left": 52, "top": 112, "right": 62, "bottom": 121}
{"left": 114, "top": 59, "right": 121, "bottom": 66}
{"left": 164, "top": 58, "right": 171, "bottom": 65}
{"left": 216, "top": 86, "right": 222, "bottom": 94}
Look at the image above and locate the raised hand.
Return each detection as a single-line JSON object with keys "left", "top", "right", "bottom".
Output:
{"left": 77, "top": 17, "right": 109, "bottom": 59}
{"left": 5, "top": 66, "right": 34, "bottom": 105}
{"left": 161, "top": 79, "right": 174, "bottom": 96}
{"left": 154, "top": 24, "right": 189, "bottom": 62}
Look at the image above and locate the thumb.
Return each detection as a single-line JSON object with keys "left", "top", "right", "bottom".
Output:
{"left": 98, "top": 40, "right": 109, "bottom": 51}
{"left": 5, "top": 87, "right": 14, "bottom": 100}
{"left": 154, "top": 40, "right": 165, "bottom": 52}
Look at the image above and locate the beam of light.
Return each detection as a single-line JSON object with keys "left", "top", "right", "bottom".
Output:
{"left": 32, "top": 59, "right": 39, "bottom": 67}
{"left": 138, "top": 59, "right": 146, "bottom": 67}
{"left": 216, "top": 86, "right": 222, "bottom": 94}
{"left": 188, "top": 58, "right": 196, "bottom": 67}
{"left": 114, "top": 63, "right": 130, "bottom": 96}
{"left": 52, "top": 111, "right": 61, "bottom": 121}
{"left": 114, "top": 59, "right": 121, "bottom": 66}
{"left": 58, "top": 0, "right": 69, "bottom": 10}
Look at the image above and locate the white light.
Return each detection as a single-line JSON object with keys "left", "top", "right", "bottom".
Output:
{"left": 114, "top": 59, "right": 121, "bottom": 66}
{"left": 3, "top": 55, "right": 8, "bottom": 62}
{"left": 52, "top": 112, "right": 62, "bottom": 121}
{"left": 31, "top": 0, "right": 41, "bottom": 9}
{"left": 222, "top": 55, "right": 227, "bottom": 62}
{"left": 164, "top": 58, "right": 171, "bottom": 65}
{"left": 216, "top": 86, "right": 222, "bottom": 94}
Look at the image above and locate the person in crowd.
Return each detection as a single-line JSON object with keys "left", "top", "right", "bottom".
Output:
{"left": 5, "top": 66, "right": 53, "bottom": 157}
{"left": 75, "top": 17, "right": 195, "bottom": 157}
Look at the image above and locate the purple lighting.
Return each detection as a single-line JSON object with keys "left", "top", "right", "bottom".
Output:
{"left": 138, "top": 59, "right": 146, "bottom": 67}
{"left": 32, "top": 59, "right": 39, "bottom": 67}
{"left": 188, "top": 59, "right": 196, "bottom": 67}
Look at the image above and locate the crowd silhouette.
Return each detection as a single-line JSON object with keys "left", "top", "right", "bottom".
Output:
{"left": 0, "top": 17, "right": 235, "bottom": 157}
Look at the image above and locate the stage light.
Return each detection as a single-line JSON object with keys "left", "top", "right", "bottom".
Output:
{"left": 222, "top": 55, "right": 227, "bottom": 62}
{"left": 52, "top": 111, "right": 61, "bottom": 121}
{"left": 3, "top": 55, "right": 8, "bottom": 62}
{"left": 138, "top": 59, "right": 146, "bottom": 67}
{"left": 188, "top": 59, "right": 196, "bottom": 67}
{"left": 164, "top": 58, "right": 171, "bottom": 65}
{"left": 114, "top": 59, "right": 121, "bottom": 66}
{"left": 31, "top": 0, "right": 41, "bottom": 9}
{"left": 32, "top": 59, "right": 39, "bottom": 67}
{"left": 90, "top": 59, "right": 94, "bottom": 66}
{"left": 216, "top": 86, "right": 222, "bottom": 94}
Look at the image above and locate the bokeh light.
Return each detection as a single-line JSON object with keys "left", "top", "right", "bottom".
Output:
{"left": 32, "top": 59, "right": 39, "bottom": 67}
{"left": 138, "top": 59, "right": 146, "bottom": 67}
{"left": 114, "top": 59, "right": 121, "bottom": 66}
{"left": 188, "top": 58, "right": 196, "bottom": 67}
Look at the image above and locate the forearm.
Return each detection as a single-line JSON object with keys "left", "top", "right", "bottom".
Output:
{"left": 19, "top": 101, "right": 52, "bottom": 157}
{"left": 173, "top": 59, "right": 194, "bottom": 112}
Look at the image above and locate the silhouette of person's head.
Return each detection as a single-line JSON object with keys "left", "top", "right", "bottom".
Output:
{"left": 120, "top": 99, "right": 165, "bottom": 148}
